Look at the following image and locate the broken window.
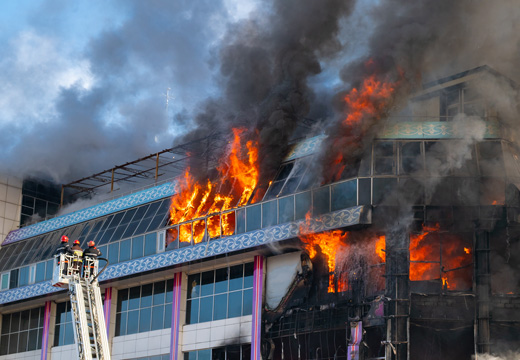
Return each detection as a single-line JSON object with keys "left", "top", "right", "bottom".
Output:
{"left": 409, "top": 229, "right": 473, "bottom": 292}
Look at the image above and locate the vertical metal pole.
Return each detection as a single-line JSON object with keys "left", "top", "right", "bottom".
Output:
{"left": 104, "top": 287, "right": 113, "bottom": 337}
{"left": 111, "top": 169, "right": 115, "bottom": 193}
{"left": 251, "top": 255, "right": 264, "bottom": 360}
{"left": 60, "top": 186, "right": 64, "bottom": 207}
{"left": 475, "top": 230, "right": 491, "bottom": 354}
{"left": 155, "top": 153, "right": 160, "bottom": 184}
{"left": 40, "top": 301, "right": 52, "bottom": 360}
{"left": 385, "top": 229, "right": 410, "bottom": 360}
{"left": 170, "top": 272, "right": 183, "bottom": 360}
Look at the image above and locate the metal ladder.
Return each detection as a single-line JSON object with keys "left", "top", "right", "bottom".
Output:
{"left": 67, "top": 258, "right": 111, "bottom": 360}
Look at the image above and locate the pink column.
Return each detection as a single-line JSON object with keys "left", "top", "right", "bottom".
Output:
{"left": 251, "top": 255, "right": 264, "bottom": 360}
{"left": 40, "top": 301, "right": 52, "bottom": 360}
{"left": 104, "top": 287, "right": 113, "bottom": 336}
{"left": 170, "top": 272, "right": 182, "bottom": 360}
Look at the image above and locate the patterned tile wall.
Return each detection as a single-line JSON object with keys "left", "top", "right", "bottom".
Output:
{"left": 283, "top": 121, "right": 500, "bottom": 162}
{"left": 0, "top": 206, "right": 369, "bottom": 304}
{"left": 378, "top": 121, "right": 500, "bottom": 139}
{"left": 2, "top": 182, "right": 176, "bottom": 245}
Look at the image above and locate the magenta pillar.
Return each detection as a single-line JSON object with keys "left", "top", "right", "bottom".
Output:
{"left": 251, "top": 255, "right": 264, "bottom": 360}
{"left": 170, "top": 272, "right": 182, "bottom": 360}
{"left": 40, "top": 301, "right": 52, "bottom": 360}
{"left": 104, "top": 287, "right": 113, "bottom": 336}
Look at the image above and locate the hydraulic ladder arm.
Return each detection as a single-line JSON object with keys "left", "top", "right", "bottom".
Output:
{"left": 53, "top": 254, "right": 111, "bottom": 360}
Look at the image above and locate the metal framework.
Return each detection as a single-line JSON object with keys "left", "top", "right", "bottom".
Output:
{"left": 60, "top": 133, "right": 228, "bottom": 205}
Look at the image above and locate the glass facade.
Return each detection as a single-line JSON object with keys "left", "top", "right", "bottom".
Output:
{"left": 0, "top": 307, "right": 44, "bottom": 355}
{"left": 128, "top": 356, "right": 170, "bottom": 360}
{"left": 184, "top": 344, "right": 251, "bottom": 360}
{"left": 115, "top": 279, "right": 173, "bottom": 336}
{"left": 0, "top": 198, "right": 170, "bottom": 274}
{"left": 21, "top": 178, "right": 61, "bottom": 227}
{"left": 186, "top": 263, "right": 253, "bottom": 325}
{"left": 54, "top": 302, "right": 75, "bottom": 347}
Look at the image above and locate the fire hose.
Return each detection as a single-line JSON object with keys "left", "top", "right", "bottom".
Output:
{"left": 91, "top": 257, "right": 109, "bottom": 284}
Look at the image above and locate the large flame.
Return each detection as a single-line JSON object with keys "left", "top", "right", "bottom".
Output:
{"left": 410, "top": 224, "right": 473, "bottom": 290}
{"left": 299, "top": 212, "right": 348, "bottom": 292}
{"left": 169, "top": 128, "right": 259, "bottom": 243}
{"left": 343, "top": 74, "right": 396, "bottom": 126}
{"left": 330, "top": 73, "right": 396, "bottom": 181}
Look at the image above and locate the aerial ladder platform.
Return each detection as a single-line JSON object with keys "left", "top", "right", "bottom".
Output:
{"left": 52, "top": 254, "right": 111, "bottom": 360}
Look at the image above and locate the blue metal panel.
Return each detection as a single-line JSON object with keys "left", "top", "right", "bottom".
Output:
{"left": 0, "top": 205, "right": 370, "bottom": 304}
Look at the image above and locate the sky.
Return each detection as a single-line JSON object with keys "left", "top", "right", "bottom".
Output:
{"left": 0, "top": 0, "right": 271, "bottom": 181}
{"left": 0, "top": 0, "right": 372, "bottom": 183}
{"left": 1, "top": 0, "right": 518, "bottom": 185}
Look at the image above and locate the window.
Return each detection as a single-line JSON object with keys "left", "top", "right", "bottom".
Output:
{"left": 478, "top": 141, "right": 505, "bottom": 176}
{"left": 186, "top": 263, "right": 254, "bottom": 325}
{"left": 115, "top": 279, "right": 173, "bottom": 336}
{"left": 0, "top": 307, "right": 44, "bottom": 355}
{"left": 156, "top": 231, "right": 165, "bottom": 253}
{"left": 54, "top": 302, "right": 75, "bottom": 347}
{"left": 184, "top": 344, "right": 251, "bottom": 360}
{"left": 409, "top": 231, "right": 473, "bottom": 292}
{"left": 0, "top": 273, "right": 9, "bottom": 291}
{"left": 127, "top": 356, "right": 170, "bottom": 360}
{"left": 399, "top": 142, "right": 423, "bottom": 175}
{"left": 373, "top": 141, "right": 396, "bottom": 175}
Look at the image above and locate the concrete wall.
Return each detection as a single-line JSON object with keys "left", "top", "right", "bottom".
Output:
{"left": 111, "top": 328, "right": 171, "bottom": 360}
{"left": 0, "top": 175, "right": 22, "bottom": 244}
{"left": 0, "top": 349, "right": 41, "bottom": 360}
{"left": 49, "top": 344, "right": 76, "bottom": 360}
{"left": 182, "top": 315, "right": 252, "bottom": 352}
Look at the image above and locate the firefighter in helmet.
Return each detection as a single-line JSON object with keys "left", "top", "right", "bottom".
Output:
{"left": 55, "top": 235, "right": 70, "bottom": 275}
{"left": 83, "top": 241, "right": 102, "bottom": 277}
{"left": 70, "top": 240, "right": 83, "bottom": 274}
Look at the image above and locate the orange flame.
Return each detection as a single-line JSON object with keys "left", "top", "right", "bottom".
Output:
{"left": 375, "top": 235, "right": 386, "bottom": 263}
{"left": 299, "top": 212, "right": 348, "bottom": 292}
{"left": 343, "top": 74, "right": 396, "bottom": 126}
{"left": 410, "top": 224, "right": 472, "bottom": 290}
{"left": 330, "top": 72, "right": 396, "bottom": 181}
{"left": 169, "top": 128, "right": 259, "bottom": 242}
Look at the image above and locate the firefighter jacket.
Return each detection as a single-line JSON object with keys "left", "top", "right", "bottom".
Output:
{"left": 55, "top": 244, "right": 70, "bottom": 256}
{"left": 70, "top": 244, "right": 84, "bottom": 262}
{"left": 83, "top": 246, "right": 102, "bottom": 259}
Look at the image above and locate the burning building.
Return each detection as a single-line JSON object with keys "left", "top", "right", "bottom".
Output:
{"left": 0, "top": 65, "right": 519, "bottom": 360}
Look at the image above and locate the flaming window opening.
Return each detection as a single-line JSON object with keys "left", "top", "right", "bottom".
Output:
{"left": 168, "top": 128, "right": 260, "bottom": 245}
{"left": 410, "top": 223, "right": 473, "bottom": 290}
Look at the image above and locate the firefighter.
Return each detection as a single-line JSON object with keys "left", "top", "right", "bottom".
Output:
{"left": 83, "top": 241, "right": 102, "bottom": 277}
{"left": 55, "top": 235, "right": 70, "bottom": 275}
{"left": 70, "top": 240, "right": 83, "bottom": 275}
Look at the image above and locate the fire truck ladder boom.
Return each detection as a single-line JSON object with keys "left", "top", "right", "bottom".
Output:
{"left": 53, "top": 254, "right": 111, "bottom": 360}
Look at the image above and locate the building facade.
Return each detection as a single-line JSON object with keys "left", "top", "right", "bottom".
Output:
{"left": 0, "top": 67, "right": 519, "bottom": 360}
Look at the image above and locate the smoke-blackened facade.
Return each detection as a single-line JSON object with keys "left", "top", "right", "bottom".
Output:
{"left": 0, "top": 66, "right": 519, "bottom": 360}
